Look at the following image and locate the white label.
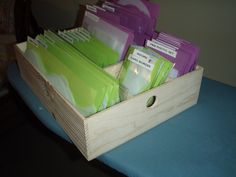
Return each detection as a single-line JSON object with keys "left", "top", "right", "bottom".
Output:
{"left": 65, "top": 32, "right": 78, "bottom": 41}
{"left": 102, "top": 4, "right": 115, "bottom": 12}
{"left": 85, "top": 11, "right": 99, "bottom": 22}
{"left": 73, "top": 31, "right": 85, "bottom": 41}
{"left": 133, "top": 49, "right": 151, "bottom": 61}
{"left": 146, "top": 40, "right": 177, "bottom": 58}
{"left": 159, "top": 33, "right": 180, "bottom": 42}
{"left": 104, "top": 1, "right": 119, "bottom": 7}
{"left": 77, "top": 31, "right": 90, "bottom": 41}
{"left": 58, "top": 31, "right": 74, "bottom": 44}
{"left": 27, "top": 36, "right": 38, "bottom": 47}
{"left": 152, "top": 39, "right": 179, "bottom": 50}
{"left": 36, "top": 39, "right": 48, "bottom": 48}
{"left": 93, "top": 5, "right": 106, "bottom": 11}
{"left": 160, "top": 32, "right": 190, "bottom": 44}
{"left": 78, "top": 28, "right": 91, "bottom": 38}
{"left": 44, "top": 33, "right": 56, "bottom": 43}
{"left": 158, "top": 33, "right": 182, "bottom": 46}
{"left": 86, "top": 5, "right": 97, "bottom": 13}
{"left": 128, "top": 54, "right": 154, "bottom": 71}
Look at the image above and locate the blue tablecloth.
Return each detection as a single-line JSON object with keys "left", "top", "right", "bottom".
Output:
{"left": 7, "top": 63, "right": 236, "bottom": 177}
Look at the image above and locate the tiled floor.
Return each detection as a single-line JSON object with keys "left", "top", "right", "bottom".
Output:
{"left": 0, "top": 87, "right": 125, "bottom": 177}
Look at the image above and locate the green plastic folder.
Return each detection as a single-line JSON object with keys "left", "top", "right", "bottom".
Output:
{"left": 25, "top": 34, "right": 120, "bottom": 117}
{"left": 59, "top": 28, "right": 119, "bottom": 68}
{"left": 145, "top": 48, "right": 174, "bottom": 87}
{"left": 40, "top": 35, "right": 115, "bottom": 112}
{"left": 119, "top": 45, "right": 174, "bottom": 100}
{"left": 42, "top": 31, "right": 119, "bottom": 107}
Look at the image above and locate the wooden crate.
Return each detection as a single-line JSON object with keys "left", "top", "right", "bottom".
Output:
{"left": 15, "top": 42, "right": 204, "bottom": 161}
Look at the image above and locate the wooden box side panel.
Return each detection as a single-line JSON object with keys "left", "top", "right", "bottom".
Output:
{"left": 15, "top": 43, "right": 89, "bottom": 159}
{"left": 15, "top": 44, "right": 54, "bottom": 112}
{"left": 46, "top": 83, "right": 89, "bottom": 158}
{"left": 85, "top": 67, "right": 203, "bottom": 160}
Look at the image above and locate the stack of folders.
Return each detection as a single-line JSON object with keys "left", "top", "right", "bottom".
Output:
{"left": 23, "top": 0, "right": 200, "bottom": 115}
{"left": 24, "top": 32, "right": 120, "bottom": 117}
{"left": 82, "top": 10, "right": 134, "bottom": 61}
{"left": 101, "top": 0, "right": 159, "bottom": 44}
{"left": 118, "top": 46, "right": 174, "bottom": 100}
{"left": 83, "top": 0, "right": 160, "bottom": 61}
{"left": 146, "top": 32, "right": 200, "bottom": 78}
{"left": 58, "top": 27, "right": 119, "bottom": 68}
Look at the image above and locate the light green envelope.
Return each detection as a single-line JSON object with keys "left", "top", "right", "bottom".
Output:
{"left": 24, "top": 37, "right": 47, "bottom": 75}
{"left": 38, "top": 35, "right": 110, "bottom": 114}
{"left": 25, "top": 34, "right": 120, "bottom": 117}
{"left": 119, "top": 45, "right": 174, "bottom": 100}
{"left": 26, "top": 37, "right": 102, "bottom": 116}
{"left": 144, "top": 48, "right": 174, "bottom": 87}
{"left": 62, "top": 28, "right": 120, "bottom": 68}
{"left": 42, "top": 31, "right": 119, "bottom": 108}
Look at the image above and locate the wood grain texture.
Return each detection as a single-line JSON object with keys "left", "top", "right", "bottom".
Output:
{"left": 15, "top": 43, "right": 54, "bottom": 112}
{"left": 15, "top": 43, "right": 88, "bottom": 158}
{"left": 85, "top": 66, "right": 203, "bottom": 160}
{"left": 15, "top": 42, "right": 203, "bottom": 161}
{"left": 46, "top": 82, "right": 88, "bottom": 156}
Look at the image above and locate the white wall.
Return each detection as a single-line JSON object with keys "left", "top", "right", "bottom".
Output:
{"left": 31, "top": 0, "right": 236, "bottom": 87}
{"left": 152, "top": 0, "right": 236, "bottom": 87}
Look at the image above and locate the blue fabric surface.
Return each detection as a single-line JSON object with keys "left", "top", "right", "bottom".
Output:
{"left": 7, "top": 63, "right": 236, "bottom": 177}
{"left": 98, "top": 76, "right": 236, "bottom": 177}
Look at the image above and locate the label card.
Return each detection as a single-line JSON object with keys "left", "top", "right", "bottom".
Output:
{"left": 93, "top": 5, "right": 106, "bottom": 11}
{"left": 146, "top": 40, "right": 177, "bottom": 58}
{"left": 86, "top": 5, "right": 97, "bottom": 13}
{"left": 128, "top": 52, "right": 154, "bottom": 71}
{"left": 102, "top": 4, "right": 115, "bottom": 12}
{"left": 85, "top": 11, "right": 99, "bottom": 22}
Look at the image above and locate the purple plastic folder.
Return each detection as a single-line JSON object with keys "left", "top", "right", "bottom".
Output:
{"left": 102, "top": 0, "right": 159, "bottom": 45}
{"left": 146, "top": 32, "right": 200, "bottom": 77}
{"left": 111, "top": 0, "right": 160, "bottom": 36}
{"left": 103, "top": 1, "right": 147, "bottom": 34}
{"left": 157, "top": 32, "right": 200, "bottom": 74}
{"left": 146, "top": 39, "right": 192, "bottom": 78}
{"left": 82, "top": 10, "right": 134, "bottom": 60}
{"left": 102, "top": 2, "right": 146, "bottom": 45}
{"left": 85, "top": 5, "right": 121, "bottom": 25}
{"left": 86, "top": 2, "right": 148, "bottom": 45}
